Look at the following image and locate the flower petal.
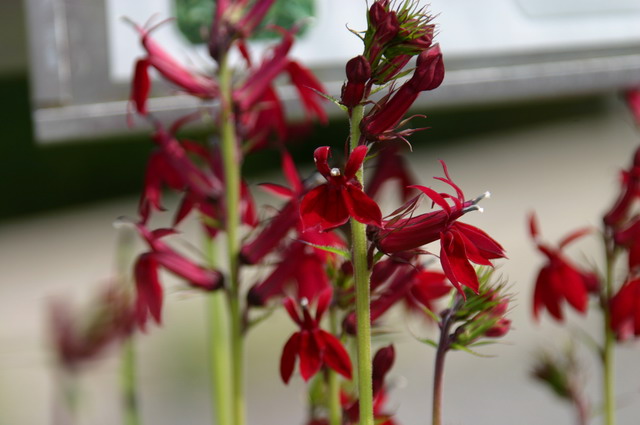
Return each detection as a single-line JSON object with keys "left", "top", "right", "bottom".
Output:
{"left": 343, "top": 184, "right": 383, "bottom": 227}
{"left": 280, "top": 332, "right": 301, "bottom": 384}
{"left": 300, "top": 184, "right": 349, "bottom": 231}
{"left": 298, "top": 331, "right": 323, "bottom": 381}
{"left": 318, "top": 330, "right": 352, "bottom": 380}
{"left": 344, "top": 145, "right": 368, "bottom": 180}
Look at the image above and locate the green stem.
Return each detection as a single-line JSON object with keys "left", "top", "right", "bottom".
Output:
{"left": 348, "top": 105, "right": 374, "bottom": 425}
{"left": 218, "top": 53, "right": 245, "bottom": 425}
{"left": 602, "top": 244, "right": 617, "bottom": 425}
{"left": 115, "top": 227, "right": 141, "bottom": 425}
{"left": 205, "top": 236, "right": 233, "bottom": 425}
{"left": 432, "top": 311, "right": 453, "bottom": 425}
{"left": 120, "top": 339, "right": 141, "bottom": 425}
{"left": 327, "top": 308, "right": 342, "bottom": 425}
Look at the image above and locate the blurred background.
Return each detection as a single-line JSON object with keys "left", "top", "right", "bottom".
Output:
{"left": 2, "top": 0, "right": 640, "bottom": 424}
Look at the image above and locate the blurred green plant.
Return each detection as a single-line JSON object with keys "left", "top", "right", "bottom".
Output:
{"left": 174, "top": 0, "right": 315, "bottom": 44}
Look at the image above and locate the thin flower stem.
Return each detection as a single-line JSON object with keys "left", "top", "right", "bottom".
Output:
{"left": 115, "top": 228, "right": 141, "bottom": 425}
{"left": 205, "top": 236, "right": 233, "bottom": 425}
{"left": 432, "top": 311, "right": 452, "bottom": 425}
{"left": 218, "top": 53, "right": 246, "bottom": 425}
{"left": 328, "top": 308, "right": 343, "bottom": 425}
{"left": 602, "top": 243, "right": 617, "bottom": 425}
{"left": 120, "top": 339, "right": 141, "bottom": 425}
{"left": 348, "top": 104, "right": 374, "bottom": 425}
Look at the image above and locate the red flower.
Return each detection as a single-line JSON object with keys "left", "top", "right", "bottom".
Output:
{"left": 134, "top": 225, "right": 223, "bottom": 328}
{"left": 529, "top": 213, "right": 599, "bottom": 321}
{"left": 613, "top": 218, "right": 640, "bottom": 272}
{"left": 128, "top": 20, "right": 218, "bottom": 116}
{"left": 247, "top": 229, "right": 344, "bottom": 306}
{"left": 610, "top": 278, "right": 640, "bottom": 340}
{"left": 241, "top": 151, "right": 306, "bottom": 264}
{"left": 280, "top": 290, "right": 352, "bottom": 383}
{"left": 300, "top": 146, "right": 382, "bottom": 231}
{"left": 603, "top": 145, "right": 640, "bottom": 228}
{"left": 372, "top": 161, "right": 505, "bottom": 295}
{"left": 361, "top": 45, "right": 444, "bottom": 141}
{"left": 626, "top": 88, "right": 640, "bottom": 126}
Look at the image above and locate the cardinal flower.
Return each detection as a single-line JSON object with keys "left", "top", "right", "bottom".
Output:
{"left": 603, "top": 145, "right": 640, "bottom": 229}
{"left": 529, "top": 213, "right": 599, "bottom": 321}
{"left": 300, "top": 146, "right": 382, "bottom": 231}
{"left": 610, "top": 278, "right": 640, "bottom": 340}
{"left": 134, "top": 224, "right": 223, "bottom": 327}
{"left": 280, "top": 290, "right": 352, "bottom": 383}
{"left": 372, "top": 161, "right": 505, "bottom": 295}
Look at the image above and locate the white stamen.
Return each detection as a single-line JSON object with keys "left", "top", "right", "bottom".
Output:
{"left": 330, "top": 168, "right": 341, "bottom": 177}
{"left": 300, "top": 297, "right": 309, "bottom": 307}
{"left": 484, "top": 191, "right": 491, "bottom": 199}
{"left": 478, "top": 207, "right": 484, "bottom": 213}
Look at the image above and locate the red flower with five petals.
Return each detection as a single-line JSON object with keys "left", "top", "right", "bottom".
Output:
{"left": 300, "top": 146, "right": 382, "bottom": 231}
{"left": 280, "top": 290, "right": 352, "bottom": 383}
{"left": 529, "top": 213, "right": 599, "bottom": 321}
{"left": 372, "top": 161, "right": 505, "bottom": 295}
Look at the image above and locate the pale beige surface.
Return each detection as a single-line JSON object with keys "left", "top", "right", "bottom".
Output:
{"left": 2, "top": 95, "right": 640, "bottom": 424}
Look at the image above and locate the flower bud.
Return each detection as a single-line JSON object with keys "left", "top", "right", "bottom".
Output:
{"left": 341, "top": 56, "right": 372, "bottom": 107}
{"left": 408, "top": 44, "right": 445, "bottom": 92}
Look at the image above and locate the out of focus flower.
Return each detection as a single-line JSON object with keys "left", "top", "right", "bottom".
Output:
{"left": 610, "top": 278, "right": 640, "bottom": 340}
{"left": 603, "top": 145, "right": 640, "bottom": 229}
{"left": 134, "top": 224, "right": 223, "bottom": 327}
{"left": 49, "top": 285, "right": 135, "bottom": 371}
{"left": 625, "top": 88, "right": 640, "bottom": 126}
{"left": 366, "top": 145, "right": 417, "bottom": 202}
{"left": 128, "top": 20, "right": 218, "bottom": 116}
{"left": 280, "top": 290, "right": 352, "bottom": 383}
{"left": 247, "top": 229, "right": 345, "bottom": 306}
{"left": 529, "top": 213, "right": 598, "bottom": 321}
{"left": 300, "top": 146, "right": 382, "bottom": 231}
{"left": 371, "top": 161, "right": 505, "bottom": 295}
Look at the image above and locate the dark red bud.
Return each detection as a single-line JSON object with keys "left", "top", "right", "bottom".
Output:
{"left": 346, "top": 55, "right": 371, "bottom": 83}
{"left": 408, "top": 44, "right": 445, "bottom": 92}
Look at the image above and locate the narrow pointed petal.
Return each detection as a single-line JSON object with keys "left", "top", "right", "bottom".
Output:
{"left": 298, "top": 331, "right": 323, "bottom": 381}
{"left": 313, "top": 147, "right": 332, "bottom": 178}
{"left": 131, "top": 59, "right": 151, "bottom": 115}
{"left": 280, "top": 332, "right": 301, "bottom": 384}
{"left": 318, "top": 330, "right": 352, "bottom": 380}
{"left": 343, "top": 184, "right": 383, "bottom": 227}
{"left": 134, "top": 253, "right": 163, "bottom": 326}
{"left": 344, "top": 145, "right": 368, "bottom": 180}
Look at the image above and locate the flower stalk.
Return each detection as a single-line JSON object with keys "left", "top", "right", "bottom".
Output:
{"left": 328, "top": 307, "right": 343, "bottom": 425}
{"left": 205, "top": 236, "right": 233, "bottom": 425}
{"left": 120, "top": 339, "right": 141, "bottom": 425}
{"left": 431, "top": 311, "right": 451, "bottom": 425}
{"left": 348, "top": 104, "right": 374, "bottom": 425}
{"left": 218, "top": 52, "right": 246, "bottom": 425}
{"left": 602, "top": 241, "right": 617, "bottom": 425}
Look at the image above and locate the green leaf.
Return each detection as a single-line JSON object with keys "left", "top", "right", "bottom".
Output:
{"left": 417, "top": 338, "right": 439, "bottom": 349}
{"left": 308, "top": 88, "right": 348, "bottom": 111}
{"left": 450, "top": 343, "right": 494, "bottom": 358}
{"left": 296, "top": 240, "right": 351, "bottom": 260}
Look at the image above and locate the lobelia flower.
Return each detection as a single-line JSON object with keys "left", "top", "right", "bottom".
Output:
{"left": 361, "top": 45, "right": 444, "bottom": 142}
{"left": 49, "top": 285, "right": 136, "bottom": 371}
{"left": 371, "top": 161, "right": 505, "bottom": 295}
{"left": 128, "top": 20, "right": 219, "bottom": 116}
{"left": 613, "top": 218, "right": 640, "bottom": 272}
{"left": 609, "top": 277, "right": 640, "bottom": 340}
{"left": 247, "top": 229, "right": 345, "bottom": 306}
{"left": 300, "top": 146, "right": 382, "bottom": 231}
{"left": 529, "top": 213, "right": 599, "bottom": 321}
{"left": 603, "top": 145, "right": 640, "bottom": 229}
{"left": 280, "top": 289, "right": 352, "bottom": 383}
{"left": 134, "top": 224, "right": 223, "bottom": 328}
{"left": 240, "top": 151, "right": 308, "bottom": 264}
{"left": 626, "top": 88, "right": 640, "bottom": 126}
{"left": 366, "top": 144, "right": 417, "bottom": 202}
